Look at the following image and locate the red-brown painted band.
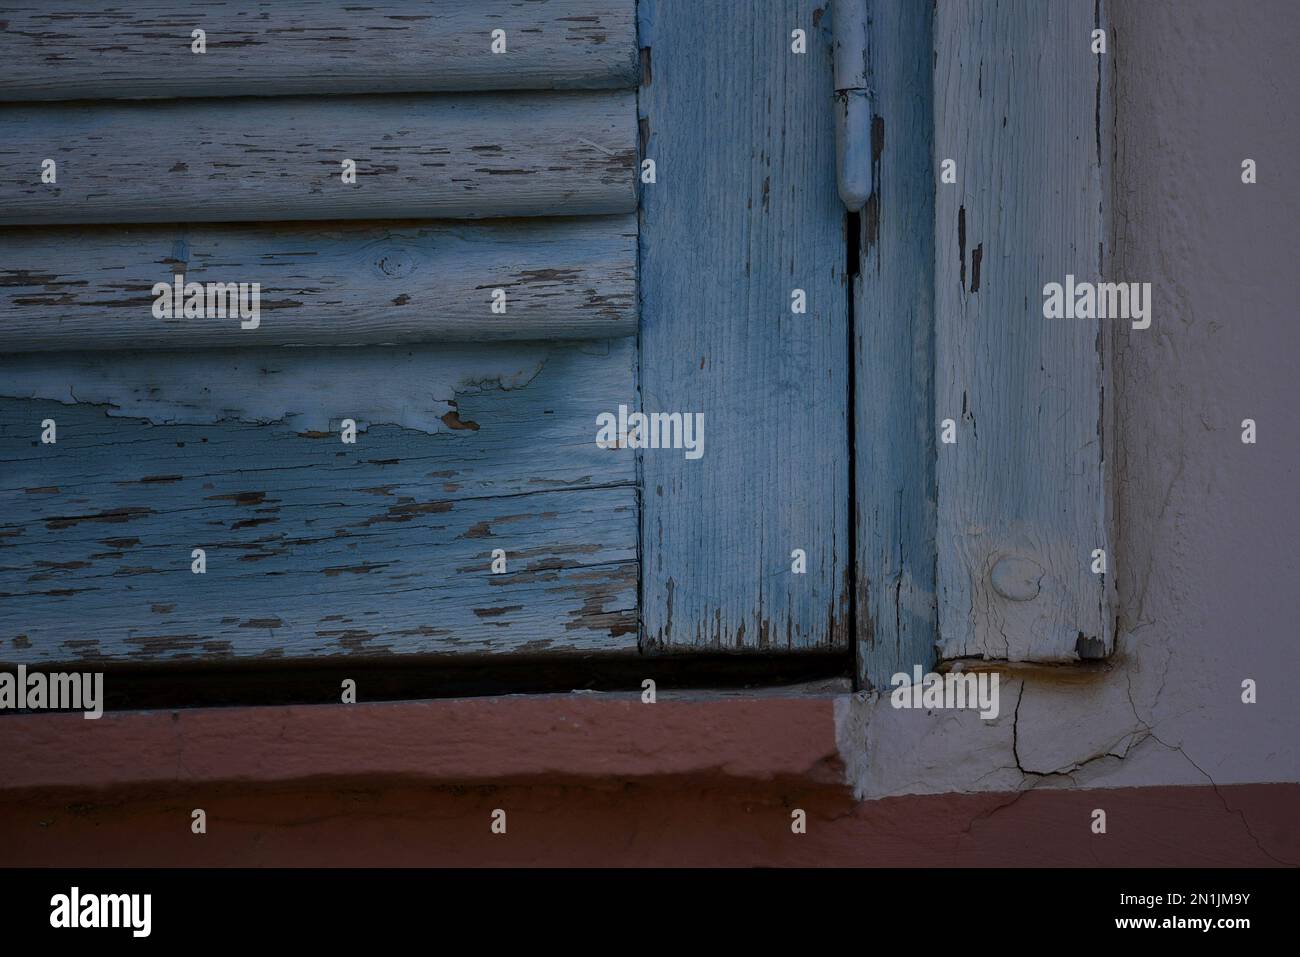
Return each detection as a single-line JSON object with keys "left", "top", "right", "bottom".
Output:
{"left": 0, "top": 693, "right": 843, "bottom": 793}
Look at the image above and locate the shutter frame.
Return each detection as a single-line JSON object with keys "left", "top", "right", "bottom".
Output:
{"left": 852, "top": 0, "right": 939, "bottom": 688}
{"left": 855, "top": 0, "right": 1115, "bottom": 685}
{"left": 932, "top": 0, "right": 1115, "bottom": 664}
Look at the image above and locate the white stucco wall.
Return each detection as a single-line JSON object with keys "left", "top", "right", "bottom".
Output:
{"left": 840, "top": 0, "right": 1300, "bottom": 798}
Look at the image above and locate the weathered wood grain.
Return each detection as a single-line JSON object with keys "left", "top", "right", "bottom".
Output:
{"left": 0, "top": 92, "right": 637, "bottom": 224}
{"left": 0, "top": 217, "right": 637, "bottom": 350}
{"left": 0, "top": 0, "right": 638, "bottom": 100}
{"left": 0, "top": 340, "right": 639, "bottom": 665}
{"left": 638, "top": 0, "right": 850, "bottom": 652}
{"left": 934, "top": 0, "right": 1113, "bottom": 662}
{"left": 854, "top": 0, "right": 937, "bottom": 688}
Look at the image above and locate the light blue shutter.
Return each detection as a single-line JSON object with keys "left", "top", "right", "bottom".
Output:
{"left": 0, "top": 0, "right": 642, "bottom": 666}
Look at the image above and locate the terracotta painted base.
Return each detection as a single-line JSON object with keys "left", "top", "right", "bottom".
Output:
{"left": 1, "top": 694, "right": 1293, "bottom": 867}
{"left": 1, "top": 780, "right": 1294, "bottom": 868}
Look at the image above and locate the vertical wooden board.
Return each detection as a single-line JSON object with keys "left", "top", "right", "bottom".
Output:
{"left": 934, "top": 1, "right": 1113, "bottom": 662}
{"left": 639, "top": 0, "right": 850, "bottom": 652}
{"left": 854, "top": 0, "right": 937, "bottom": 687}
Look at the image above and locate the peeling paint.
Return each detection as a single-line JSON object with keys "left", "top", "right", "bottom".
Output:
{"left": 0, "top": 345, "right": 547, "bottom": 434}
{"left": 2, "top": 340, "right": 641, "bottom": 665}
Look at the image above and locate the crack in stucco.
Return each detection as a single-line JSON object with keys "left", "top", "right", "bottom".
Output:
{"left": 1143, "top": 728, "right": 1296, "bottom": 867}
{"left": 837, "top": 669, "right": 1294, "bottom": 865}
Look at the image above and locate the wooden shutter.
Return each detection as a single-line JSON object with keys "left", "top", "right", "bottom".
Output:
{"left": 0, "top": 0, "right": 641, "bottom": 666}
{"left": 3, "top": 0, "right": 1112, "bottom": 680}
{"left": 855, "top": 0, "right": 1114, "bottom": 685}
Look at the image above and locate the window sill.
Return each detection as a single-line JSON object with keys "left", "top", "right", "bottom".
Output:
{"left": 0, "top": 683, "right": 849, "bottom": 796}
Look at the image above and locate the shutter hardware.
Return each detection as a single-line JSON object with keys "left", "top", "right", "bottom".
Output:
{"left": 833, "top": 0, "right": 871, "bottom": 210}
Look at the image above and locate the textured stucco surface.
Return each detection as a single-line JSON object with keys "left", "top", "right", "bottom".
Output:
{"left": 839, "top": 0, "right": 1300, "bottom": 799}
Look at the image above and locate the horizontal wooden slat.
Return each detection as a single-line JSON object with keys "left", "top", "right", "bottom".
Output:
{"left": 0, "top": 217, "right": 636, "bottom": 350}
{"left": 0, "top": 341, "right": 639, "bottom": 665}
{"left": 0, "top": 0, "right": 638, "bottom": 100}
{"left": 0, "top": 91, "right": 636, "bottom": 225}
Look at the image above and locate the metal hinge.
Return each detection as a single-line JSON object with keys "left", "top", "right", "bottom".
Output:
{"left": 833, "top": 0, "right": 871, "bottom": 210}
